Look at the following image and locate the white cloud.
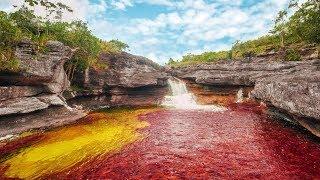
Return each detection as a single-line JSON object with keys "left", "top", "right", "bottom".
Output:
{"left": 0, "top": 0, "right": 107, "bottom": 21}
{"left": 111, "top": 0, "right": 133, "bottom": 10}
{"left": 0, "top": 0, "right": 293, "bottom": 64}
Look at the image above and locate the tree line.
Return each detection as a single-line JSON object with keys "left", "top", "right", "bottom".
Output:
{"left": 0, "top": 0, "right": 128, "bottom": 81}
{"left": 169, "top": 0, "right": 319, "bottom": 66}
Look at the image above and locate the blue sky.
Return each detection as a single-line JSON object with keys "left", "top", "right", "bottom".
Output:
{"left": 1, "top": 0, "right": 293, "bottom": 64}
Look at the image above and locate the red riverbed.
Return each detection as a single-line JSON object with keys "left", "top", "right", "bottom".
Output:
{"left": 48, "top": 105, "right": 320, "bottom": 179}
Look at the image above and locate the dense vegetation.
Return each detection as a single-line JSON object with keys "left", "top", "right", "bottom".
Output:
{"left": 169, "top": 0, "right": 319, "bottom": 66}
{"left": 0, "top": 1, "right": 128, "bottom": 80}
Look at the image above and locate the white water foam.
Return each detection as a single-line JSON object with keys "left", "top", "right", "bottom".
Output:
{"left": 0, "top": 134, "right": 17, "bottom": 142}
{"left": 162, "top": 77, "right": 226, "bottom": 111}
{"left": 236, "top": 88, "right": 244, "bottom": 103}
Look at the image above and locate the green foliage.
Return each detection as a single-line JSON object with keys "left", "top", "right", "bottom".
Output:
{"left": 168, "top": 51, "right": 229, "bottom": 67}
{"left": 109, "top": 40, "right": 129, "bottom": 51}
{"left": 100, "top": 40, "right": 129, "bottom": 54}
{"left": 272, "top": 0, "right": 319, "bottom": 46}
{"left": 23, "top": 0, "right": 72, "bottom": 19}
{"left": 0, "top": 11, "right": 23, "bottom": 72}
{"left": 231, "top": 35, "right": 281, "bottom": 58}
{"left": 45, "top": 21, "right": 103, "bottom": 71}
{"left": 169, "top": 0, "right": 319, "bottom": 66}
{"left": 284, "top": 48, "right": 301, "bottom": 61}
{"left": 0, "top": 56, "right": 20, "bottom": 72}
{"left": 286, "top": 0, "right": 320, "bottom": 44}
{"left": 182, "top": 51, "right": 229, "bottom": 63}
{"left": 167, "top": 58, "right": 175, "bottom": 64}
{"left": 0, "top": 4, "right": 128, "bottom": 79}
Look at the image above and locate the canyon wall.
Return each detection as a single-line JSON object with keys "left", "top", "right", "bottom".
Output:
{"left": 170, "top": 56, "right": 320, "bottom": 136}
{"left": 0, "top": 41, "right": 169, "bottom": 136}
{"left": 69, "top": 52, "right": 169, "bottom": 108}
{"left": 0, "top": 40, "right": 73, "bottom": 116}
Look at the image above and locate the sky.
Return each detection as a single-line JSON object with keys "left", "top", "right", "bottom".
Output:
{"left": 0, "top": 0, "right": 293, "bottom": 64}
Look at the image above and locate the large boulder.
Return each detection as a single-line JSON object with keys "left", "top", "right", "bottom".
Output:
{"left": 86, "top": 52, "right": 168, "bottom": 89}
{"left": 0, "top": 40, "right": 74, "bottom": 116}
{"left": 251, "top": 71, "right": 320, "bottom": 120}
{"left": 70, "top": 52, "right": 169, "bottom": 107}
{"left": 0, "top": 40, "right": 73, "bottom": 94}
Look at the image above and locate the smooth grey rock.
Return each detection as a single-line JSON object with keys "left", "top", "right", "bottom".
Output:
{"left": 0, "top": 40, "right": 73, "bottom": 94}
{"left": 0, "top": 97, "right": 49, "bottom": 116}
{"left": 0, "top": 86, "right": 43, "bottom": 101}
{"left": 86, "top": 52, "right": 169, "bottom": 89}
{"left": 251, "top": 72, "right": 320, "bottom": 120}
{"left": 0, "top": 95, "right": 67, "bottom": 116}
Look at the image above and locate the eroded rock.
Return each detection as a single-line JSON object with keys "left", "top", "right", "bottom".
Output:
{"left": 0, "top": 86, "right": 43, "bottom": 101}
{"left": 0, "top": 40, "right": 73, "bottom": 94}
{"left": 251, "top": 72, "right": 320, "bottom": 120}
{"left": 71, "top": 52, "right": 169, "bottom": 107}
{"left": 171, "top": 58, "right": 320, "bottom": 123}
{"left": 91, "top": 52, "right": 168, "bottom": 88}
{"left": 0, "top": 95, "right": 67, "bottom": 116}
{"left": 0, "top": 40, "right": 73, "bottom": 117}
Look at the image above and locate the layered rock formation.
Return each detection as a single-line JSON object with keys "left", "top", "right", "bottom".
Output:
{"left": 0, "top": 40, "right": 73, "bottom": 116}
{"left": 170, "top": 58, "right": 320, "bottom": 136}
{"left": 70, "top": 52, "right": 169, "bottom": 108}
{"left": 0, "top": 42, "right": 169, "bottom": 137}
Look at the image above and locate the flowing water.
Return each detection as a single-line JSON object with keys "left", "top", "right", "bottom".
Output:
{"left": 236, "top": 88, "right": 244, "bottom": 103}
{"left": 162, "top": 77, "right": 225, "bottom": 111}
{"left": 0, "top": 79, "right": 320, "bottom": 179}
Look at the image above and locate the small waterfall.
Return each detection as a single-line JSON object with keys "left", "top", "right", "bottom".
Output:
{"left": 162, "top": 78, "right": 225, "bottom": 111}
{"left": 236, "top": 88, "right": 244, "bottom": 103}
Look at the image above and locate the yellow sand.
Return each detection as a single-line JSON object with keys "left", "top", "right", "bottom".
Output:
{"left": 3, "top": 108, "right": 156, "bottom": 179}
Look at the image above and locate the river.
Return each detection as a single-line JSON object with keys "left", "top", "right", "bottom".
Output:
{"left": 0, "top": 79, "right": 319, "bottom": 179}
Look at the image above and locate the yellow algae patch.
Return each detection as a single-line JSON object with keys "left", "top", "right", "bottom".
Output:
{"left": 3, "top": 107, "right": 157, "bottom": 179}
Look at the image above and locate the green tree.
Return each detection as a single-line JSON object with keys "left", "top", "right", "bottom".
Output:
{"left": 168, "top": 58, "right": 175, "bottom": 65}
{"left": 108, "top": 40, "right": 129, "bottom": 51}
{"left": 0, "top": 11, "right": 22, "bottom": 72}
{"left": 286, "top": 0, "right": 320, "bottom": 44}
{"left": 23, "top": 0, "right": 72, "bottom": 20}
{"left": 272, "top": 10, "right": 288, "bottom": 48}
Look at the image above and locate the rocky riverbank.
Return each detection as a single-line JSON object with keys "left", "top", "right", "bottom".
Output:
{"left": 170, "top": 56, "right": 320, "bottom": 137}
{"left": 0, "top": 41, "right": 169, "bottom": 137}
{"left": 68, "top": 51, "right": 169, "bottom": 108}
{"left": 0, "top": 40, "right": 75, "bottom": 116}
{"left": 1, "top": 40, "right": 319, "bottom": 138}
